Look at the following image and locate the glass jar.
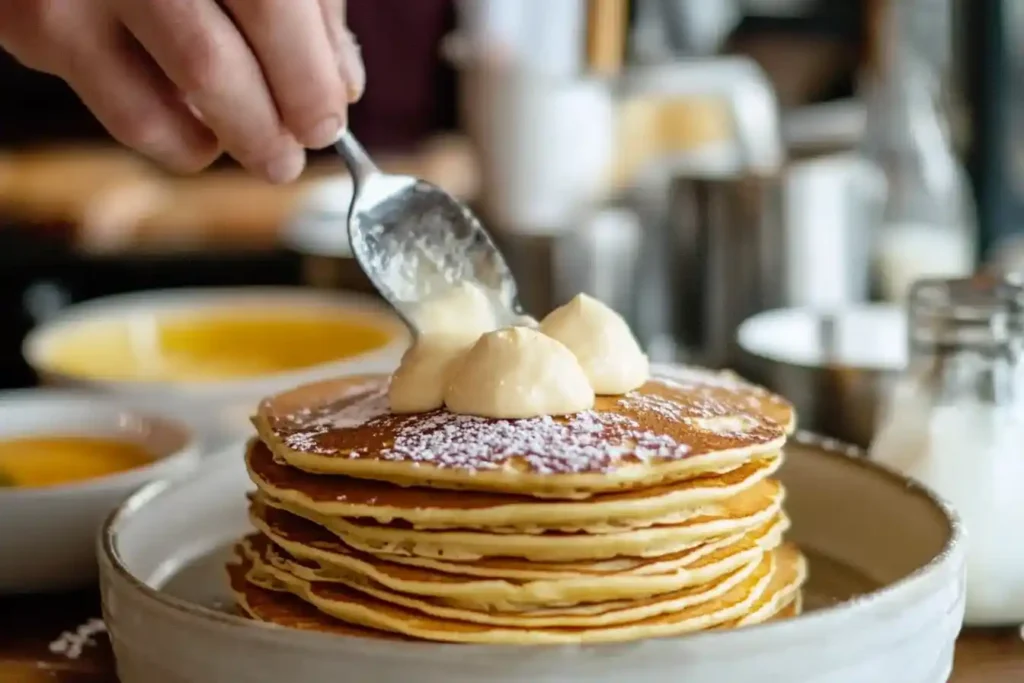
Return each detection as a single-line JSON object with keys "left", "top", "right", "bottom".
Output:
{"left": 870, "top": 275, "right": 1024, "bottom": 625}
{"left": 860, "top": 9, "right": 977, "bottom": 303}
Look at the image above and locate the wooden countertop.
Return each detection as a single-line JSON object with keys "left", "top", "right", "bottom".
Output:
{"left": 1, "top": 590, "right": 1021, "bottom": 682}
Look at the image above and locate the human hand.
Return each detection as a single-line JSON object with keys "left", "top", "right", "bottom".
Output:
{"left": 0, "top": 0, "right": 364, "bottom": 183}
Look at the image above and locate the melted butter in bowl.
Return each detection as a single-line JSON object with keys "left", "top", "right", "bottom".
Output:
{"left": 23, "top": 289, "right": 410, "bottom": 449}
{"left": 0, "top": 389, "right": 201, "bottom": 592}
{"left": 0, "top": 435, "right": 155, "bottom": 488}
{"left": 40, "top": 311, "right": 395, "bottom": 383}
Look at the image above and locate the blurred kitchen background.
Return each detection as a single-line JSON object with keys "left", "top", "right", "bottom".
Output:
{"left": 0, "top": 0, "right": 1018, "bottom": 446}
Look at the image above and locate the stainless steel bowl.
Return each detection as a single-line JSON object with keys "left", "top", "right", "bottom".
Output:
{"left": 736, "top": 306, "right": 906, "bottom": 448}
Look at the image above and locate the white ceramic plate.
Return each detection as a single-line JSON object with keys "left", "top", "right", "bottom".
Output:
{"left": 99, "top": 433, "right": 965, "bottom": 683}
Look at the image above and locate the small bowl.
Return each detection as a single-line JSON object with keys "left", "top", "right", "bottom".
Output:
{"left": 737, "top": 306, "right": 906, "bottom": 447}
{"left": 23, "top": 287, "right": 410, "bottom": 447}
{"left": 99, "top": 435, "right": 964, "bottom": 682}
{"left": 0, "top": 390, "right": 200, "bottom": 593}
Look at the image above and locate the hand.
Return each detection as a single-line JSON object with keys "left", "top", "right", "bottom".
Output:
{"left": 0, "top": 0, "right": 364, "bottom": 183}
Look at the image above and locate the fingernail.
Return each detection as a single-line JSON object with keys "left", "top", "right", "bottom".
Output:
{"left": 339, "top": 29, "right": 365, "bottom": 102}
{"left": 302, "top": 116, "right": 342, "bottom": 149}
{"left": 263, "top": 146, "right": 306, "bottom": 184}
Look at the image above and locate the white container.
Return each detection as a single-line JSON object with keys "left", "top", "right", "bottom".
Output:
{"left": 23, "top": 288, "right": 410, "bottom": 447}
{"left": 0, "top": 390, "right": 200, "bottom": 592}
{"left": 455, "top": 60, "right": 616, "bottom": 233}
{"left": 99, "top": 431, "right": 964, "bottom": 681}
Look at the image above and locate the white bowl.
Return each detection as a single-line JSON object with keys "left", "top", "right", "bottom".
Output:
{"left": 99, "top": 433, "right": 965, "bottom": 683}
{"left": 23, "top": 287, "right": 410, "bottom": 447}
{"left": 0, "top": 390, "right": 201, "bottom": 593}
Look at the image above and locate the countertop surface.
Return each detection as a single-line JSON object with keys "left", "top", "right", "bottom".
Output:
{"left": 0, "top": 590, "right": 1020, "bottom": 682}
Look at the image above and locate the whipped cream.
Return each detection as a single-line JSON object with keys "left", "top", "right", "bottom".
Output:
{"left": 388, "top": 333, "right": 476, "bottom": 413}
{"left": 540, "top": 293, "right": 649, "bottom": 394}
{"left": 410, "top": 281, "right": 498, "bottom": 337}
{"left": 444, "top": 327, "right": 595, "bottom": 418}
{"left": 391, "top": 282, "right": 500, "bottom": 413}
{"left": 389, "top": 285, "right": 647, "bottom": 418}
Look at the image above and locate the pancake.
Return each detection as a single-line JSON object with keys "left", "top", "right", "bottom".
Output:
{"left": 251, "top": 501, "right": 786, "bottom": 609}
{"left": 253, "top": 370, "right": 795, "bottom": 499}
{"left": 246, "top": 438, "right": 783, "bottom": 532}
{"left": 227, "top": 547, "right": 408, "bottom": 641}
{"left": 236, "top": 535, "right": 781, "bottom": 644}
{"left": 718, "top": 545, "right": 807, "bottom": 628}
{"left": 251, "top": 495, "right": 789, "bottom": 581}
{"left": 256, "top": 479, "right": 784, "bottom": 563}
{"left": 247, "top": 534, "right": 766, "bottom": 627}
{"left": 234, "top": 541, "right": 805, "bottom": 639}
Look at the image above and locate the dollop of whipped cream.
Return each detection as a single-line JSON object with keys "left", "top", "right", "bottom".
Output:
{"left": 388, "top": 283, "right": 648, "bottom": 418}
{"left": 444, "top": 327, "right": 594, "bottom": 418}
{"left": 388, "top": 333, "right": 476, "bottom": 413}
{"left": 390, "top": 283, "right": 500, "bottom": 413}
{"left": 540, "top": 293, "right": 649, "bottom": 394}
{"left": 411, "top": 281, "right": 498, "bottom": 335}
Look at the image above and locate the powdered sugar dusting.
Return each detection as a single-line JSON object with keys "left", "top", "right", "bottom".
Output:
{"left": 696, "top": 415, "right": 759, "bottom": 436}
{"left": 378, "top": 409, "right": 689, "bottom": 474}
{"left": 280, "top": 383, "right": 389, "bottom": 451}
{"left": 652, "top": 367, "right": 757, "bottom": 392}
{"left": 621, "top": 392, "right": 684, "bottom": 422}
{"left": 49, "top": 618, "right": 106, "bottom": 660}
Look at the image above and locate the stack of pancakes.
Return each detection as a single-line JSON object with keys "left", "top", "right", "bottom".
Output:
{"left": 229, "top": 368, "right": 808, "bottom": 644}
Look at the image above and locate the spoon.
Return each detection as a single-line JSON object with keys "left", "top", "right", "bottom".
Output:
{"left": 334, "top": 129, "right": 524, "bottom": 331}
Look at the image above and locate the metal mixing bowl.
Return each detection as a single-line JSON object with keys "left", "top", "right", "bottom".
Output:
{"left": 736, "top": 306, "right": 906, "bottom": 448}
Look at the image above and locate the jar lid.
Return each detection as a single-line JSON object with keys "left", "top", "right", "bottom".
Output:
{"left": 908, "top": 275, "right": 1024, "bottom": 349}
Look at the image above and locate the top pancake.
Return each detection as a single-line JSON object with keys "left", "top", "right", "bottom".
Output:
{"left": 254, "top": 368, "right": 794, "bottom": 498}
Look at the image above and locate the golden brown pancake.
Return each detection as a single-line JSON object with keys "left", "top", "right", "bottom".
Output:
{"left": 250, "top": 495, "right": 790, "bottom": 583}
{"left": 246, "top": 438, "right": 782, "bottom": 532}
{"left": 236, "top": 534, "right": 782, "bottom": 644}
{"left": 253, "top": 371, "right": 794, "bottom": 498}
{"left": 248, "top": 534, "right": 765, "bottom": 627}
{"left": 228, "top": 547, "right": 408, "bottom": 640}
{"left": 255, "top": 479, "right": 784, "bottom": 563}
{"left": 251, "top": 501, "right": 785, "bottom": 610}
{"left": 232, "top": 540, "right": 803, "bottom": 639}
{"left": 719, "top": 546, "right": 807, "bottom": 628}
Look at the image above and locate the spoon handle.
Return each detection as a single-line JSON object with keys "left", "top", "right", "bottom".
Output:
{"left": 334, "top": 129, "right": 378, "bottom": 192}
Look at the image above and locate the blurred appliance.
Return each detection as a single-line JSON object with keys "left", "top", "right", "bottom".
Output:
{"left": 483, "top": 56, "right": 789, "bottom": 362}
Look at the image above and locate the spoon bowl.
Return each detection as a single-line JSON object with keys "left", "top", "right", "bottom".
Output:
{"left": 335, "top": 131, "right": 523, "bottom": 331}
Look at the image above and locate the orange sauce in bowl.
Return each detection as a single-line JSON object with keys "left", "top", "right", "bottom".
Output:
{"left": 41, "top": 310, "right": 395, "bottom": 382}
{"left": 0, "top": 436, "right": 154, "bottom": 488}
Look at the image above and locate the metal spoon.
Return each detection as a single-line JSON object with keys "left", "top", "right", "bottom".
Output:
{"left": 334, "top": 129, "right": 524, "bottom": 331}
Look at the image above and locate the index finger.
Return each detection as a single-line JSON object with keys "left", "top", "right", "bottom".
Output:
{"left": 222, "top": 0, "right": 347, "bottom": 149}
{"left": 113, "top": 0, "right": 305, "bottom": 183}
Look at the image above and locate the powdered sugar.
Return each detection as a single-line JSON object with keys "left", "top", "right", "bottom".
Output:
{"left": 651, "top": 373, "right": 770, "bottom": 411}
{"left": 621, "top": 392, "right": 684, "bottom": 422}
{"left": 49, "top": 618, "right": 106, "bottom": 660}
{"left": 695, "top": 415, "right": 759, "bottom": 436}
{"left": 622, "top": 386, "right": 742, "bottom": 424}
{"left": 375, "top": 409, "right": 689, "bottom": 474}
{"left": 280, "top": 384, "right": 390, "bottom": 451}
{"left": 652, "top": 368, "right": 758, "bottom": 392}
